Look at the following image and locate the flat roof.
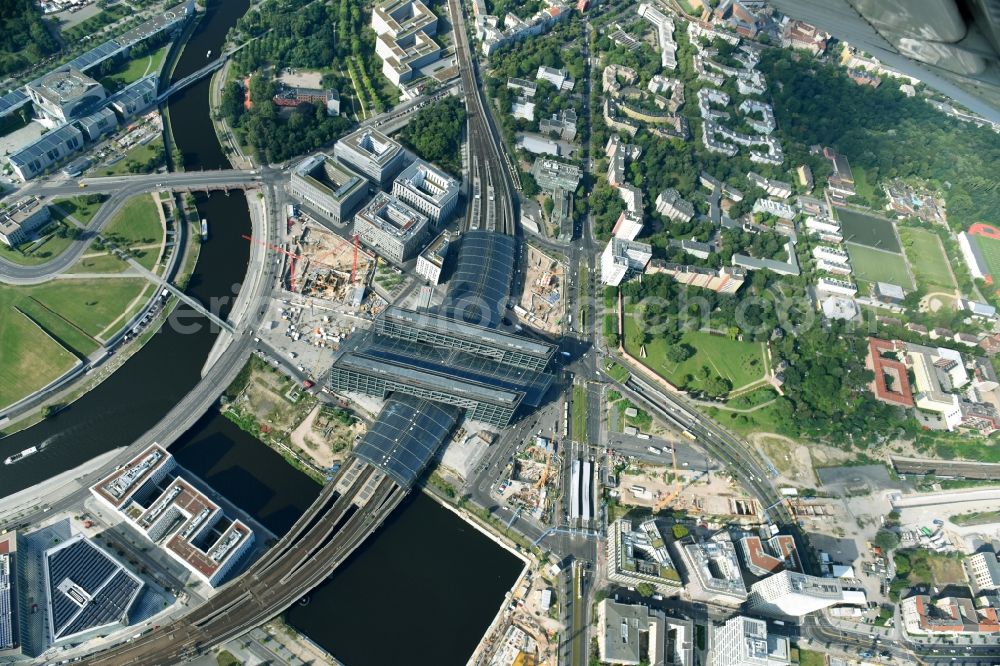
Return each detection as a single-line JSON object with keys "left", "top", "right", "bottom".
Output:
{"left": 353, "top": 394, "right": 460, "bottom": 488}
{"left": 338, "top": 127, "right": 403, "bottom": 165}
{"left": 44, "top": 537, "right": 142, "bottom": 642}
{"left": 91, "top": 444, "right": 172, "bottom": 509}
{"left": 294, "top": 154, "right": 366, "bottom": 201}
{"left": 27, "top": 67, "right": 101, "bottom": 106}
{"left": 0, "top": 196, "right": 46, "bottom": 235}
{"left": 395, "top": 158, "right": 459, "bottom": 204}
{"left": 9, "top": 123, "right": 84, "bottom": 170}
{"left": 381, "top": 305, "right": 556, "bottom": 358}
{"left": 356, "top": 192, "right": 428, "bottom": 239}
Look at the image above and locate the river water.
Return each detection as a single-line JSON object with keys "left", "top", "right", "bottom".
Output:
{"left": 2, "top": 1, "right": 521, "bottom": 661}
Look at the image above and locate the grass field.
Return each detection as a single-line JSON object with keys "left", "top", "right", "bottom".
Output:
{"left": 100, "top": 137, "right": 164, "bottom": 177}
{"left": 899, "top": 227, "right": 955, "bottom": 292}
{"left": 852, "top": 165, "right": 877, "bottom": 202}
{"left": 103, "top": 195, "right": 164, "bottom": 271}
{"left": 838, "top": 208, "right": 901, "bottom": 252}
{"left": 0, "top": 222, "right": 76, "bottom": 266}
{"left": 972, "top": 233, "right": 1000, "bottom": 283}
{"left": 623, "top": 319, "right": 766, "bottom": 390}
{"left": 846, "top": 242, "right": 913, "bottom": 288}
{"left": 102, "top": 45, "right": 169, "bottom": 89}
{"left": 52, "top": 195, "right": 107, "bottom": 227}
{"left": 67, "top": 253, "right": 130, "bottom": 274}
{"left": 0, "top": 309, "right": 77, "bottom": 409}
{"left": 0, "top": 279, "right": 147, "bottom": 357}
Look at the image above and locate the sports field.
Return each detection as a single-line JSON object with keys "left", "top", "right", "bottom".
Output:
{"left": 845, "top": 242, "right": 913, "bottom": 288}
{"left": 899, "top": 227, "right": 955, "bottom": 291}
{"left": 622, "top": 318, "right": 766, "bottom": 390}
{"left": 973, "top": 233, "right": 1000, "bottom": 283}
{"left": 837, "top": 208, "right": 901, "bottom": 252}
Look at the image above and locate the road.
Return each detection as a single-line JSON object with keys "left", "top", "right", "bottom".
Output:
{"left": 0, "top": 169, "right": 269, "bottom": 285}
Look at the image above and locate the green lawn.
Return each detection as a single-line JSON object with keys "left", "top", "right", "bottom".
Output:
{"left": 0, "top": 222, "right": 76, "bottom": 266}
{"left": 103, "top": 194, "right": 164, "bottom": 271}
{"left": 703, "top": 401, "right": 785, "bottom": 436}
{"left": 623, "top": 320, "right": 766, "bottom": 391}
{"left": 837, "top": 208, "right": 901, "bottom": 252}
{"left": 0, "top": 309, "right": 77, "bottom": 409}
{"left": 846, "top": 242, "right": 913, "bottom": 288}
{"left": 100, "top": 137, "right": 165, "bottom": 177}
{"left": 797, "top": 649, "right": 826, "bottom": 666}
{"left": 973, "top": 233, "right": 1000, "bottom": 284}
{"left": 899, "top": 227, "right": 955, "bottom": 292}
{"left": 102, "top": 45, "right": 169, "bottom": 89}
{"left": 67, "top": 253, "right": 131, "bottom": 274}
{"left": 852, "top": 165, "right": 877, "bottom": 201}
{"left": 52, "top": 195, "right": 108, "bottom": 227}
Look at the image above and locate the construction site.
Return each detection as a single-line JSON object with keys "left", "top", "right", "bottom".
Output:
{"left": 514, "top": 244, "right": 565, "bottom": 335}
{"left": 498, "top": 436, "right": 558, "bottom": 523}
{"left": 253, "top": 210, "right": 380, "bottom": 311}
{"left": 614, "top": 448, "right": 761, "bottom": 522}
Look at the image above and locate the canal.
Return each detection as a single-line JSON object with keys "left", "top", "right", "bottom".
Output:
{"left": 3, "top": 1, "right": 522, "bottom": 661}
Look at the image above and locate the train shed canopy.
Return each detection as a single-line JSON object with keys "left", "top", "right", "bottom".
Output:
{"left": 440, "top": 231, "right": 516, "bottom": 328}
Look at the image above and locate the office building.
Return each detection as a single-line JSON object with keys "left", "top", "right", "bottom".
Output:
{"left": 0, "top": 532, "right": 24, "bottom": 661}
{"left": 597, "top": 599, "right": 692, "bottom": 665}
{"left": 91, "top": 445, "right": 255, "bottom": 587}
{"left": 416, "top": 230, "right": 452, "bottom": 284}
{"left": 607, "top": 519, "right": 682, "bottom": 593}
{"left": 76, "top": 107, "right": 118, "bottom": 142}
{"left": 372, "top": 0, "right": 441, "bottom": 86}
{"left": 536, "top": 65, "right": 574, "bottom": 91}
{"left": 106, "top": 75, "right": 158, "bottom": 120}
{"left": 290, "top": 154, "right": 368, "bottom": 224}
{"left": 26, "top": 67, "right": 105, "bottom": 123}
{"left": 740, "top": 534, "right": 800, "bottom": 577}
{"left": 709, "top": 616, "right": 790, "bottom": 666}
{"left": 42, "top": 536, "right": 143, "bottom": 644}
{"left": 681, "top": 535, "right": 748, "bottom": 604}
{"left": 334, "top": 127, "right": 406, "bottom": 187}
{"left": 0, "top": 197, "right": 51, "bottom": 248}
{"left": 353, "top": 192, "right": 430, "bottom": 264}
{"left": 967, "top": 551, "right": 1000, "bottom": 593}
{"left": 8, "top": 123, "right": 85, "bottom": 182}
{"left": 539, "top": 108, "right": 577, "bottom": 141}
{"left": 601, "top": 238, "right": 652, "bottom": 286}
{"left": 392, "top": 159, "right": 459, "bottom": 225}
{"left": 531, "top": 158, "right": 581, "bottom": 191}
{"left": 747, "top": 570, "right": 867, "bottom": 617}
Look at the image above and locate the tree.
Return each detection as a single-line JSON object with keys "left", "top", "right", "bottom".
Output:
{"left": 873, "top": 529, "right": 900, "bottom": 552}
{"left": 542, "top": 195, "right": 555, "bottom": 218}
{"left": 635, "top": 582, "right": 655, "bottom": 598}
{"left": 666, "top": 343, "right": 694, "bottom": 363}
{"left": 520, "top": 172, "right": 540, "bottom": 197}
{"left": 671, "top": 523, "right": 689, "bottom": 539}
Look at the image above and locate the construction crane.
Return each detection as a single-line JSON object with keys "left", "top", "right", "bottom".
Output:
{"left": 309, "top": 232, "right": 362, "bottom": 284}
{"left": 242, "top": 234, "right": 303, "bottom": 291}
{"left": 535, "top": 452, "right": 552, "bottom": 490}
{"left": 653, "top": 443, "right": 683, "bottom": 513}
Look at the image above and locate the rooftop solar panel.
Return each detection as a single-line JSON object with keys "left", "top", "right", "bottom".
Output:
{"left": 0, "top": 89, "right": 29, "bottom": 117}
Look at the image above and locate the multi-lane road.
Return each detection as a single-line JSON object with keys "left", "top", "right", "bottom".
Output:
{"left": 0, "top": 169, "right": 270, "bottom": 284}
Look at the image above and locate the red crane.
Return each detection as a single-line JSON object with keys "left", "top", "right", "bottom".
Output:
{"left": 352, "top": 233, "right": 359, "bottom": 284}
{"left": 242, "top": 234, "right": 303, "bottom": 291}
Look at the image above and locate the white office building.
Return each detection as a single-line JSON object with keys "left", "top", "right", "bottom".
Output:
{"left": 334, "top": 127, "right": 407, "bottom": 187}
{"left": 601, "top": 238, "right": 652, "bottom": 286}
{"left": 353, "top": 192, "right": 430, "bottom": 264}
{"left": 290, "top": 154, "right": 368, "bottom": 224}
{"left": 747, "top": 570, "right": 867, "bottom": 618}
{"left": 709, "top": 616, "right": 790, "bottom": 666}
{"left": 392, "top": 159, "right": 459, "bottom": 225}
{"left": 0, "top": 197, "right": 51, "bottom": 247}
